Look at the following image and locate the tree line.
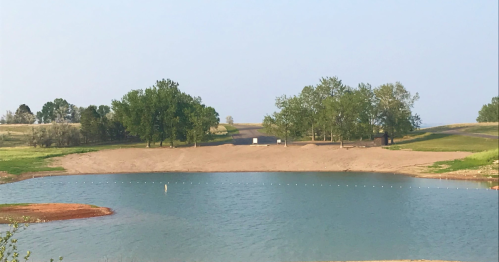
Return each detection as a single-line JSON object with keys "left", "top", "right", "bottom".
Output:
{"left": 476, "top": 96, "right": 498, "bottom": 122}
{"left": 3, "top": 78, "right": 220, "bottom": 148}
{"left": 112, "top": 79, "right": 220, "bottom": 147}
{"left": 262, "top": 76, "right": 421, "bottom": 147}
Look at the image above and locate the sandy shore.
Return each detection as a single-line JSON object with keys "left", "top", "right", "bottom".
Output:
{"left": 0, "top": 203, "right": 113, "bottom": 223}
{"left": 40, "top": 145, "right": 489, "bottom": 181}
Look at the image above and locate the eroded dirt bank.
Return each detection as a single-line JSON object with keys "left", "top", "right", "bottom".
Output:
{"left": 0, "top": 203, "right": 113, "bottom": 223}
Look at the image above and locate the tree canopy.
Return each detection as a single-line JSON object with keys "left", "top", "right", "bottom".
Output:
{"left": 112, "top": 79, "right": 219, "bottom": 147}
{"left": 477, "top": 96, "right": 499, "bottom": 122}
{"left": 264, "top": 76, "right": 420, "bottom": 145}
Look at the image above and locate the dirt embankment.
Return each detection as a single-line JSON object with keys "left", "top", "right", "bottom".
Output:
{"left": 43, "top": 145, "right": 486, "bottom": 181}
{"left": 0, "top": 203, "right": 113, "bottom": 223}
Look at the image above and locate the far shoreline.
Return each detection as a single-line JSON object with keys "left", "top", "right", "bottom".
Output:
{"left": 1, "top": 146, "right": 497, "bottom": 186}
{"left": 3, "top": 168, "right": 497, "bottom": 185}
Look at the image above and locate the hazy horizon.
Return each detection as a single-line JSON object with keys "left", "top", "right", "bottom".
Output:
{"left": 1, "top": 0, "right": 497, "bottom": 125}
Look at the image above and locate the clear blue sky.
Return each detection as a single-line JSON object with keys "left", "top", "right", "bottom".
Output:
{"left": 0, "top": 0, "right": 497, "bottom": 125}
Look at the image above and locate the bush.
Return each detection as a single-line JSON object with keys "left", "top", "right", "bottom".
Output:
{"left": 25, "top": 123, "right": 81, "bottom": 148}
{"left": 0, "top": 216, "right": 63, "bottom": 262}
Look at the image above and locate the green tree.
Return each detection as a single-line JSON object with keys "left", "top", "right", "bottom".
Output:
{"left": 226, "top": 116, "right": 234, "bottom": 125}
{"left": 1, "top": 217, "right": 63, "bottom": 262}
{"left": 1, "top": 111, "right": 15, "bottom": 124}
{"left": 36, "top": 99, "right": 72, "bottom": 123}
{"left": 299, "top": 85, "right": 321, "bottom": 141}
{"left": 80, "top": 106, "right": 101, "bottom": 143}
{"left": 186, "top": 99, "right": 220, "bottom": 147}
{"left": 323, "top": 85, "right": 359, "bottom": 147}
{"left": 355, "top": 83, "right": 379, "bottom": 140}
{"left": 262, "top": 95, "right": 306, "bottom": 147}
{"left": 13, "top": 104, "right": 36, "bottom": 124}
{"left": 476, "top": 96, "right": 499, "bottom": 122}
{"left": 374, "top": 82, "right": 420, "bottom": 144}
{"left": 69, "top": 105, "right": 84, "bottom": 123}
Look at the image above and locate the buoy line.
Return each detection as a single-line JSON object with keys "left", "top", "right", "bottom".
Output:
{"left": 20, "top": 180, "right": 495, "bottom": 191}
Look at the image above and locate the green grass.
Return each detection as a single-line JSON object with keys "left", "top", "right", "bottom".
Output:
{"left": 429, "top": 149, "right": 499, "bottom": 173}
{"left": 421, "top": 122, "right": 498, "bottom": 134}
{"left": 460, "top": 125, "right": 498, "bottom": 136}
{"left": 0, "top": 147, "right": 99, "bottom": 175}
{"left": 89, "top": 205, "right": 99, "bottom": 208}
{"left": 385, "top": 134, "right": 498, "bottom": 152}
{"left": 223, "top": 124, "right": 239, "bottom": 135}
{"left": 0, "top": 203, "right": 32, "bottom": 208}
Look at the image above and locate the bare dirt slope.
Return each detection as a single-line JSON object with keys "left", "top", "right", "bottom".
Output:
{"left": 51, "top": 145, "right": 474, "bottom": 180}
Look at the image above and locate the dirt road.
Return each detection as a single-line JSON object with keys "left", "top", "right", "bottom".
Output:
{"left": 232, "top": 124, "right": 277, "bottom": 145}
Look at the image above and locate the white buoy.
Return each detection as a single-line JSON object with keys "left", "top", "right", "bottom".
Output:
{"left": 164, "top": 184, "right": 168, "bottom": 192}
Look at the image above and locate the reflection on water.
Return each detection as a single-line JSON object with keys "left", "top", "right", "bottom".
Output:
{"left": 0, "top": 172, "right": 497, "bottom": 262}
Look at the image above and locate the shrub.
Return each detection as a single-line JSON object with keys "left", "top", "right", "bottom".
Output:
{"left": 25, "top": 123, "right": 81, "bottom": 148}
{"left": 0, "top": 216, "right": 63, "bottom": 262}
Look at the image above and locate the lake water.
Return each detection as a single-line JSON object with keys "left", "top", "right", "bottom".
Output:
{"left": 0, "top": 172, "right": 498, "bottom": 262}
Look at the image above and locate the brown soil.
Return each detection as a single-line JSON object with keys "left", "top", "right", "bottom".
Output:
{"left": 41, "top": 145, "right": 490, "bottom": 181}
{"left": 0, "top": 203, "right": 113, "bottom": 223}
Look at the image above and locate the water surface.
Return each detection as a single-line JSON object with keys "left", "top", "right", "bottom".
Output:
{"left": 0, "top": 172, "right": 497, "bottom": 262}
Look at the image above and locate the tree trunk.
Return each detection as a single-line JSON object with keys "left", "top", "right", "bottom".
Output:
{"left": 391, "top": 137, "right": 394, "bottom": 144}
{"left": 311, "top": 124, "right": 315, "bottom": 141}
{"left": 160, "top": 140, "right": 163, "bottom": 147}
{"left": 284, "top": 139, "right": 287, "bottom": 147}
{"left": 146, "top": 140, "right": 151, "bottom": 148}
{"left": 194, "top": 141, "right": 197, "bottom": 148}
{"left": 330, "top": 130, "right": 333, "bottom": 142}
{"left": 340, "top": 139, "right": 343, "bottom": 148}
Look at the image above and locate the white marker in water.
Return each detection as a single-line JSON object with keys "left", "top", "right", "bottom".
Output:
{"left": 164, "top": 184, "right": 168, "bottom": 192}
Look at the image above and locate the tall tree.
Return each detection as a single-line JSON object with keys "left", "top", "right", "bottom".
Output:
{"left": 374, "top": 82, "right": 420, "bottom": 144}
{"left": 37, "top": 101, "right": 55, "bottom": 123}
{"left": 299, "top": 85, "right": 320, "bottom": 141}
{"left": 13, "top": 104, "right": 36, "bottom": 124}
{"left": 355, "top": 83, "right": 379, "bottom": 140}
{"left": 155, "top": 79, "right": 182, "bottom": 147}
{"left": 0, "top": 111, "right": 15, "bottom": 124}
{"left": 262, "top": 95, "right": 306, "bottom": 147}
{"left": 323, "top": 85, "right": 358, "bottom": 147}
{"left": 186, "top": 100, "right": 220, "bottom": 147}
{"left": 226, "top": 116, "right": 234, "bottom": 125}
{"left": 476, "top": 96, "right": 499, "bottom": 122}
{"left": 80, "top": 106, "right": 101, "bottom": 143}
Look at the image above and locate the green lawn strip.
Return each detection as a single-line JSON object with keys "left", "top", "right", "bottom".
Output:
{"left": 385, "top": 134, "right": 498, "bottom": 152}
{"left": 428, "top": 149, "right": 498, "bottom": 173}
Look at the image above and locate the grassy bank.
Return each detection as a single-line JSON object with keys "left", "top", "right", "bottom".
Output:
{"left": 428, "top": 149, "right": 499, "bottom": 177}
{"left": 421, "top": 122, "right": 498, "bottom": 136}
{"left": 386, "top": 133, "right": 497, "bottom": 152}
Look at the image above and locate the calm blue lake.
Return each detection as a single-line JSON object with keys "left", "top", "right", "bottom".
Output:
{"left": 0, "top": 172, "right": 497, "bottom": 262}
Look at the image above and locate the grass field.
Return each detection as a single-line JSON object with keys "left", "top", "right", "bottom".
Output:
{"left": 421, "top": 122, "right": 498, "bottom": 136}
{"left": 387, "top": 133, "right": 497, "bottom": 152}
